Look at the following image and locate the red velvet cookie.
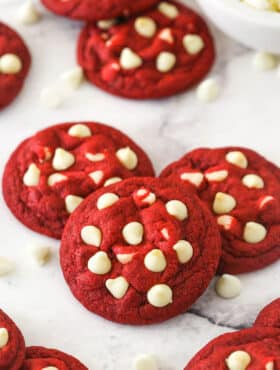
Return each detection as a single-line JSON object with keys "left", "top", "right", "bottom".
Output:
{"left": 41, "top": 0, "right": 160, "bottom": 21}
{"left": 0, "top": 22, "right": 31, "bottom": 110}
{"left": 255, "top": 299, "right": 280, "bottom": 328}
{"left": 77, "top": 1, "right": 215, "bottom": 99}
{"left": 0, "top": 309, "right": 25, "bottom": 370}
{"left": 160, "top": 147, "right": 280, "bottom": 274}
{"left": 22, "top": 346, "right": 88, "bottom": 369}
{"left": 60, "top": 177, "right": 221, "bottom": 325}
{"left": 2, "top": 122, "right": 154, "bottom": 239}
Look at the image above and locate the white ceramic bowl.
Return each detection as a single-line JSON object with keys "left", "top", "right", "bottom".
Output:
{"left": 196, "top": 0, "right": 280, "bottom": 53}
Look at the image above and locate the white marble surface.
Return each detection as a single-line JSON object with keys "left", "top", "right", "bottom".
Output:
{"left": 0, "top": 1, "right": 280, "bottom": 369}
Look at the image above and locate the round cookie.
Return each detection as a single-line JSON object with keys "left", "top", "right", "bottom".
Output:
{"left": 184, "top": 326, "right": 280, "bottom": 370}
{"left": 2, "top": 122, "right": 154, "bottom": 239}
{"left": 255, "top": 299, "right": 280, "bottom": 328}
{"left": 0, "top": 309, "right": 25, "bottom": 370}
{"left": 160, "top": 147, "right": 280, "bottom": 274}
{"left": 77, "top": 1, "right": 215, "bottom": 99}
{"left": 60, "top": 177, "right": 221, "bottom": 325}
{"left": 0, "top": 22, "right": 31, "bottom": 110}
{"left": 22, "top": 346, "right": 88, "bottom": 369}
{"left": 41, "top": 0, "right": 160, "bottom": 21}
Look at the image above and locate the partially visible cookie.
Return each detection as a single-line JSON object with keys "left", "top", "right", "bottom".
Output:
{"left": 255, "top": 299, "right": 280, "bottom": 328}
{"left": 0, "top": 22, "right": 31, "bottom": 110}
{"left": 22, "top": 346, "right": 88, "bottom": 369}
{"left": 78, "top": 1, "right": 215, "bottom": 99}
{"left": 2, "top": 122, "right": 155, "bottom": 239}
{"left": 0, "top": 309, "right": 25, "bottom": 370}
{"left": 161, "top": 147, "right": 280, "bottom": 274}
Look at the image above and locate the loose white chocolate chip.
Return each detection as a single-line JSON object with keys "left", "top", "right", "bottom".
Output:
{"left": 116, "top": 253, "right": 134, "bottom": 264}
{"left": 213, "top": 192, "right": 236, "bottom": 214}
{"left": 97, "top": 193, "right": 119, "bottom": 210}
{"left": 226, "top": 151, "right": 248, "bottom": 169}
{"left": 265, "top": 361, "right": 274, "bottom": 370}
{"left": 243, "top": 0, "right": 273, "bottom": 10}
{"left": 180, "top": 172, "right": 204, "bottom": 187}
{"left": 173, "top": 240, "right": 193, "bottom": 264}
{"left": 120, "top": 48, "right": 143, "bottom": 70}
{"left": 105, "top": 276, "right": 129, "bottom": 299}
{"left": 47, "top": 173, "right": 67, "bottom": 186}
{"left": 242, "top": 174, "right": 264, "bottom": 189}
{"left": 104, "top": 177, "right": 122, "bottom": 186}
{"left": 23, "top": 163, "right": 40, "bottom": 186}
{"left": 116, "top": 147, "right": 138, "bottom": 170}
{"left": 156, "top": 51, "right": 176, "bottom": 72}
{"left": 226, "top": 350, "right": 251, "bottom": 370}
{"left": 243, "top": 222, "right": 267, "bottom": 243}
{"left": 81, "top": 225, "right": 102, "bottom": 247}
{"left": 85, "top": 152, "right": 105, "bottom": 162}
{"left": 0, "top": 328, "right": 9, "bottom": 349}
{"left": 135, "top": 17, "right": 156, "bottom": 38}
{"left": 215, "top": 274, "right": 242, "bottom": 299}
{"left": 89, "top": 170, "right": 104, "bottom": 185}
{"left": 88, "top": 251, "right": 112, "bottom": 275}
{"left": 217, "top": 215, "right": 235, "bottom": 230}
{"left": 52, "top": 148, "right": 75, "bottom": 170}
{"left": 158, "top": 2, "right": 179, "bottom": 18}
{"left": 17, "top": 0, "right": 41, "bottom": 25}
{"left": 68, "top": 124, "right": 91, "bottom": 138}
{"left": 196, "top": 78, "right": 220, "bottom": 102}
{"left": 65, "top": 195, "right": 83, "bottom": 213}
{"left": 27, "top": 244, "right": 51, "bottom": 266}
{"left": 253, "top": 52, "right": 278, "bottom": 71}
{"left": 61, "top": 67, "right": 84, "bottom": 90}
{"left": 205, "top": 170, "right": 228, "bottom": 182}
{"left": 144, "top": 249, "right": 167, "bottom": 272}
{"left": 134, "top": 354, "right": 158, "bottom": 370}
{"left": 40, "top": 87, "right": 64, "bottom": 109}
{"left": 158, "top": 28, "right": 174, "bottom": 43}
{"left": 0, "top": 54, "right": 22, "bottom": 74}
{"left": 122, "top": 222, "right": 144, "bottom": 245}
{"left": 0, "top": 257, "right": 14, "bottom": 276}
{"left": 183, "top": 34, "right": 205, "bottom": 55}
{"left": 147, "top": 284, "right": 173, "bottom": 307}
{"left": 97, "top": 19, "right": 116, "bottom": 30}
{"left": 166, "top": 200, "right": 188, "bottom": 221}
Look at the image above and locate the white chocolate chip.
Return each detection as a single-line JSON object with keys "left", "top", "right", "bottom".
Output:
{"left": 104, "top": 177, "right": 122, "bottom": 186}
{"left": 217, "top": 215, "right": 236, "bottom": 230}
{"left": 144, "top": 249, "right": 167, "bottom": 272}
{"left": 116, "top": 147, "right": 138, "bottom": 170}
{"left": 81, "top": 225, "right": 102, "bottom": 247}
{"left": 0, "top": 53, "right": 22, "bottom": 74}
{"left": 156, "top": 51, "right": 176, "bottom": 72}
{"left": 158, "top": 28, "right": 174, "bottom": 44}
{"left": 253, "top": 52, "right": 278, "bottom": 71}
{"left": 97, "top": 193, "right": 119, "bottom": 210}
{"left": 183, "top": 34, "right": 205, "bottom": 55}
{"left": 134, "top": 354, "right": 158, "bottom": 370}
{"left": 89, "top": 170, "right": 104, "bottom": 185}
{"left": 42, "top": 367, "right": 59, "bottom": 370}
{"left": 135, "top": 17, "right": 156, "bottom": 38}
{"left": 0, "top": 257, "right": 14, "bottom": 276}
{"left": 166, "top": 200, "right": 188, "bottom": 221}
{"left": 215, "top": 274, "right": 242, "bottom": 299}
{"left": 40, "top": 86, "right": 64, "bottom": 109}
{"left": 105, "top": 276, "right": 129, "bottom": 299}
{"left": 65, "top": 194, "right": 83, "bottom": 213}
{"left": 122, "top": 222, "right": 144, "bottom": 245}
{"left": 158, "top": 2, "right": 179, "bottom": 18}
{"left": 17, "top": 0, "right": 41, "bottom": 25}
{"left": 196, "top": 78, "right": 220, "bottom": 102}
{"left": 213, "top": 192, "right": 236, "bottom": 214}
{"left": 161, "top": 228, "right": 169, "bottom": 240}
{"left": 97, "top": 19, "right": 116, "bottom": 30}
{"left": 243, "top": 222, "right": 267, "bottom": 243}
{"left": 173, "top": 240, "right": 193, "bottom": 264}
{"left": 135, "top": 189, "right": 156, "bottom": 205}
{"left": 68, "top": 123, "right": 91, "bottom": 138}
{"left": 85, "top": 153, "right": 105, "bottom": 162}
{"left": 61, "top": 67, "right": 84, "bottom": 90}
{"left": 226, "top": 151, "right": 248, "bottom": 169}
{"left": 243, "top": 0, "right": 273, "bottom": 10}
{"left": 226, "top": 350, "right": 251, "bottom": 370}
{"left": 0, "top": 328, "right": 9, "bottom": 349}
{"left": 242, "top": 174, "right": 264, "bottom": 189}
{"left": 180, "top": 172, "right": 204, "bottom": 187}
{"left": 205, "top": 170, "right": 228, "bottom": 182}
{"left": 265, "top": 361, "right": 274, "bottom": 370}
{"left": 88, "top": 251, "right": 112, "bottom": 275}
{"left": 147, "top": 284, "right": 173, "bottom": 307}
{"left": 27, "top": 244, "right": 51, "bottom": 266}
{"left": 23, "top": 163, "right": 40, "bottom": 186}
{"left": 47, "top": 173, "right": 67, "bottom": 186}
{"left": 52, "top": 148, "right": 75, "bottom": 170}
{"left": 116, "top": 253, "right": 134, "bottom": 264}
{"left": 259, "top": 195, "right": 274, "bottom": 209}
{"left": 120, "top": 48, "right": 143, "bottom": 70}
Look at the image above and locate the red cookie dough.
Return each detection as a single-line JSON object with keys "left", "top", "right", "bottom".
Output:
{"left": 60, "top": 177, "right": 221, "bottom": 325}
{"left": 160, "top": 147, "right": 280, "bottom": 274}
{"left": 77, "top": 1, "right": 215, "bottom": 99}
{"left": 0, "top": 22, "right": 31, "bottom": 110}
{"left": 41, "top": 0, "right": 160, "bottom": 21}
{"left": 184, "top": 326, "right": 280, "bottom": 370}
{"left": 2, "top": 122, "right": 154, "bottom": 239}
{"left": 22, "top": 346, "right": 88, "bottom": 369}
{"left": 255, "top": 299, "right": 280, "bottom": 328}
{"left": 0, "top": 309, "right": 25, "bottom": 370}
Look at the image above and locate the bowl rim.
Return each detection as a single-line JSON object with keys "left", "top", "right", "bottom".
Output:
{"left": 197, "top": 0, "right": 280, "bottom": 29}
